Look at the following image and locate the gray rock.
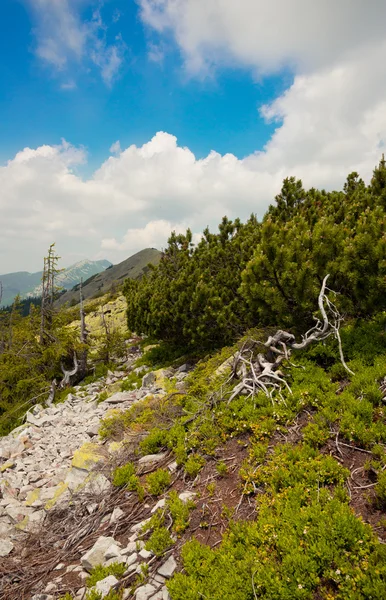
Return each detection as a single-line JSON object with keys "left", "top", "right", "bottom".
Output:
{"left": 148, "top": 592, "right": 164, "bottom": 600}
{"left": 104, "top": 391, "right": 133, "bottom": 404}
{"left": 157, "top": 556, "right": 177, "bottom": 578}
{"left": 162, "top": 588, "right": 171, "bottom": 600}
{"left": 104, "top": 543, "right": 122, "bottom": 560}
{"left": 138, "top": 453, "right": 166, "bottom": 466}
{"left": 177, "top": 363, "right": 189, "bottom": 373}
{"left": 179, "top": 491, "right": 196, "bottom": 503}
{"left": 109, "top": 506, "right": 124, "bottom": 524}
{"left": 130, "top": 518, "right": 151, "bottom": 532}
{"left": 0, "top": 539, "right": 14, "bottom": 557}
{"left": 65, "top": 467, "right": 89, "bottom": 491}
{"left": 95, "top": 575, "right": 119, "bottom": 598}
{"left": 125, "top": 552, "right": 138, "bottom": 566}
{"left": 121, "top": 542, "right": 137, "bottom": 555}
{"left": 151, "top": 498, "right": 166, "bottom": 513}
{"left": 81, "top": 536, "right": 117, "bottom": 571}
{"left": 135, "top": 584, "right": 157, "bottom": 600}
{"left": 142, "top": 371, "right": 156, "bottom": 387}
{"left": 86, "top": 422, "right": 100, "bottom": 437}
{"left": 139, "top": 548, "right": 153, "bottom": 559}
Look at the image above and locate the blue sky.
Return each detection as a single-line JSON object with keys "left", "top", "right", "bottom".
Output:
{"left": 1, "top": 1, "right": 385, "bottom": 272}
{"left": 0, "top": 0, "right": 286, "bottom": 169}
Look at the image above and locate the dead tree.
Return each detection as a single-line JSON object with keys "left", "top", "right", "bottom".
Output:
{"left": 58, "top": 278, "right": 89, "bottom": 389}
{"left": 229, "top": 275, "right": 354, "bottom": 402}
{"left": 40, "top": 243, "right": 61, "bottom": 345}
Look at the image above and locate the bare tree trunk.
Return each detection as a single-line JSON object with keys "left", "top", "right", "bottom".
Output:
{"left": 47, "top": 379, "right": 57, "bottom": 406}
{"left": 40, "top": 244, "right": 61, "bottom": 345}
{"left": 58, "top": 279, "right": 89, "bottom": 388}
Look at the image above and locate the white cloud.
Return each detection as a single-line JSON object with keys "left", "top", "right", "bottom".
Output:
{"left": 0, "top": 133, "right": 277, "bottom": 272}
{"left": 26, "top": 0, "right": 125, "bottom": 85}
{"left": 3, "top": 2, "right": 386, "bottom": 273}
{"left": 109, "top": 140, "right": 122, "bottom": 155}
{"left": 139, "top": 0, "right": 386, "bottom": 75}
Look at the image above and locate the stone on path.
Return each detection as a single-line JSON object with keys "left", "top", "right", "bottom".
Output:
{"left": 135, "top": 584, "right": 157, "bottom": 600}
{"left": 157, "top": 556, "right": 177, "bottom": 578}
{"left": 81, "top": 536, "right": 117, "bottom": 571}
{"left": 142, "top": 372, "right": 156, "bottom": 387}
{"left": 0, "top": 539, "right": 14, "bottom": 557}
{"left": 95, "top": 575, "right": 119, "bottom": 598}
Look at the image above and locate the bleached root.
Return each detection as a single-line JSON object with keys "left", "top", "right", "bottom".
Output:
{"left": 229, "top": 275, "right": 354, "bottom": 402}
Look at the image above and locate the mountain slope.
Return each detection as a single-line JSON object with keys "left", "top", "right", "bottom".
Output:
{"left": 0, "top": 259, "right": 112, "bottom": 308}
{"left": 55, "top": 248, "right": 162, "bottom": 306}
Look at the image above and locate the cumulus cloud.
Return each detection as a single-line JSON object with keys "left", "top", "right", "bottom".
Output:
{"left": 3, "top": 2, "right": 386, "bottom": 272}
{"left": 26, "top": 0, "right": 125, "bottom": 85}
{"left": 139, "top": 0, "right": 386, "bottom": 75}
{"left": 0, "top": 134, "right": 278, "bottom": 272}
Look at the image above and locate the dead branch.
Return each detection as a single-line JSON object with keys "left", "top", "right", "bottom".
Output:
{"left": 229, "top": 275, "right": 353, "bottom": 402}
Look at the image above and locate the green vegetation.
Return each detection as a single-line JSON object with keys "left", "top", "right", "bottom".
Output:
{"left": 145, "top": 526, "right": 173, "bottom": 556}
{"left": 124, "top": 161, "right": 386, "bottom": 350}
{"left": 86, "top": 562, "right": 126, "bottom": 587}
{"left": 146, "top": 468, "right": 171, "bottom": 496}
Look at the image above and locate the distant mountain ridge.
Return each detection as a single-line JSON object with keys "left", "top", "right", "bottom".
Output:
{"left": 0, "top": 259, "right": 112, "bottom": 307}
{"left": 55, "top": 248, "right": 162, "bottom": 307}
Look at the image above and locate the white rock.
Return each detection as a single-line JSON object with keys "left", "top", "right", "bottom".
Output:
{"left": 104, "top": 543, "right": 122, "bottom": 561}
{"left": 104, "top": 391, "right": 132, "bottom": 405}
{"left": 135, "top": 584, "right": 157, "bottom": 600}
{"left": 151, "top": 498, "right": 165, "bottom": 513}
{"left": 142, "top": 372, "right": 156, "bottom": 387}
{"left": 138, "top": 454, "right": 166, "bottom": 466}
{"left": 139, "top": 548, "right": 153, "bottom": 559}
{"left": 65, "top": 467, "right": 89, "bottom": 491}
{"left": 130, "top": 518, "right": 151, "bottom": 532}
{"left": 167, "top": 461, "right": 178, "bottom": 474}
{"left": 179, "top": 491, "right": 196, "bottom": 503}
{"left": 157, "top": 556, "right": 177, "bottom": 578}
{"left": 95, "top": 575, "right": 119, "bottom": 598}
{"left": 163, "top": 588, "right": 171, "bottom": 600}
{"left": 81, "top": 536, "right": 117, "bottom": 571}
{"left": 121, "top": 542, "right": 137, "bottom": 555}
{"left": 125, "top": 552, "right": 138, "bottom": 566}
{"left": 0, "top": 539, "right": 14, "bottom": 557}
{"left": 148, "top": 592, "right": 163, "bottom": 600}
{"left": 109, "top": 506, "right": 124, "bottom": 524}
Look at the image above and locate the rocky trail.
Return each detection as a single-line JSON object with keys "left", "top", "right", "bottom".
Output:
{"left": 0, "top": 346, "right": 191, "bottom": 600}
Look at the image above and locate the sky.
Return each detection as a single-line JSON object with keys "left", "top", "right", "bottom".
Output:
{"left": 1, "top": 1, "right": 386, "bottom": 273}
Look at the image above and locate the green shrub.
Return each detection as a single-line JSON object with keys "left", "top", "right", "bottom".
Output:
{"left": 121, "top": 371, "right": 143, "bottom": 391}
{"left": 167, "top": 487, "right": 386, "bottom": 600}
{"left": 112, "top": 462, "right": 136, "bottom": 487}
{"left": 86, "top": 562, "right": 126, "bottom": 587}
{"left": 167, "top": 491, "right": 195, "bottom": 534}
{"left": 375, "top": 471, "right": 386, "bottom": 508}
{"left": 145, "top": 526, "right": 173, "bottom": 556}
{"left": 215, "top": 461, "right": 228, "bottom": 477}
{"left": 146, "top": 469, "right": 171, "bottom": 496}
{"left": 303, "top": 420, "right": 330, "bottom": 448}
{"left": 184, "top": 454, "right": 205, "bottom": 478}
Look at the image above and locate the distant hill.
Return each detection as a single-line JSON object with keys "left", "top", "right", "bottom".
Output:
{"left": 0, "top": 259, "right": 112, "bottom": 308}
{"left": 55, "top": 248, "right": 162, "bottom": 307}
